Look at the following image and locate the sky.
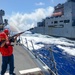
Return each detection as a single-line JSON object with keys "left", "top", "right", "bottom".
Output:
{"left": 1, "top": 0, "right": 66, "bottom": 31}
{"left": 0, "top": 0, "right": 66, "bottom": 15}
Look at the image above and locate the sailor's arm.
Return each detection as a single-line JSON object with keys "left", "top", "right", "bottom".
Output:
{"left": 0, "top": 36, "right": 9, "bottom": 47}
{"left": 0, "top": 40, "right": 6, "bottom": 47}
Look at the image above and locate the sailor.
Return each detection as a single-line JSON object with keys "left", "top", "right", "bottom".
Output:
{"left": 16, "top": 36, "right": 21, "bottom": 45}
{"left": 0, "top": 29, "right": 17, "bottom": 75}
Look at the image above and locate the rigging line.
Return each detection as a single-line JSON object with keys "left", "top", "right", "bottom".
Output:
{"left": 33, "top": 50, "right": 56, "bottom": 71}
{"left": 36, "top": 48, "right": 58, "bottom": 74}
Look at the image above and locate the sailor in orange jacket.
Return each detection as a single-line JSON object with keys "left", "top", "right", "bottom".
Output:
{"left": 0, "top": 29, "right": 16, "bottom": 75}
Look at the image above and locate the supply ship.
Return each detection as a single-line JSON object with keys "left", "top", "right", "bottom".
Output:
{"left": 31, "top": 0, "right": 75, "bottom": 39}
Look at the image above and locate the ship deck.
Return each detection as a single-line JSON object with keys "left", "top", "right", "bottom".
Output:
{"left": 0, "top": 44, "right": 45, "bottom": 75}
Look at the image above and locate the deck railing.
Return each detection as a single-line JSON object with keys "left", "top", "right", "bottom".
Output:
{"left": 20, "top": 37, "right": 58, "bottom": 75}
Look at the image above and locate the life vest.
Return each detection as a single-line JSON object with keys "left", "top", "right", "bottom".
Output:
{"left": 0, "top": 40, "right": 13, "bottom": 56}
{"left": 0, "top": 32, "right": 13, "bottom": 56}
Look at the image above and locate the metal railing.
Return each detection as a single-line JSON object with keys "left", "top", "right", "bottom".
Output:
{"left": 22, "top": 38, "right": 58, "bottom": 75}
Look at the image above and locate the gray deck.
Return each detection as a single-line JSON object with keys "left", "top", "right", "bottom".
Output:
{"left": 0, "top": 44, "right": 44, "bottom": 75}
{"left": 14, "top": 45, "right": 39, "bottom": 75}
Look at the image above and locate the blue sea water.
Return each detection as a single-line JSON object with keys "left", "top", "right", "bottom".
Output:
{"left": 33, "top": 44, "right": 75, "bottom": 75}
{"left": 22, "top": 33, "right": 75, "bottom": 75}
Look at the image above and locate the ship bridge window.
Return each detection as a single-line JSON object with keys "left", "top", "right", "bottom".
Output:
{"left": 60, "top": 20, "right": 63, "bottom": 22}
{"left": 54, "top": 21, "right": 58, "bottom": 24}
{"left": 72, "top": 20, "right": 75, "bottom": 26}
{"left": 37, "top": 22, "right": 45, "bottom": 27}
{"left": 38, "top": 24, "right": 45, "bottom": 27}
{"left": 51, "top": 22, "right": 53, "bottom": 24}
{"left": 64, "top": 20, "right": 70, "bottom": 23}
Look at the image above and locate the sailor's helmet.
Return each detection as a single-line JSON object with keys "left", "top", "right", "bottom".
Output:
{"left": 4, "top": 29, "right": 9, "bottom": 35}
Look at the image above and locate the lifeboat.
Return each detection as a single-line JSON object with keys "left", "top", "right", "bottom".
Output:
{"left": 52, "top": 12, "right": 62, "bottom": 16}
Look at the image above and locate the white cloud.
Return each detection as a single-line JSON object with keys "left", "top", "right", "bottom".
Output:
{"left": 8, "top": 6, "right": 54, "bottom": 32}
{"left": 35, "top": 2, "right": 45, "bottom": 6}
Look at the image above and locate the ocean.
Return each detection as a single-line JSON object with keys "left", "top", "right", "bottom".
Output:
{"left": 19, "top": 32, "right": 75, "bottom": 75}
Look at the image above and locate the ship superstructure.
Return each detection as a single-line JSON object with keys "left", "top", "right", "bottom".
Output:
{"left": 0, "top": 9, "right": 8, "bottom": 31}
{"left": 31, "top": 0, "right": 75, "bottom": 39}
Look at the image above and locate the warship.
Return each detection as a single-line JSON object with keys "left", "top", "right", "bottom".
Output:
{"left": 0, "top": 10, "right": 57, "bottom": 75}
{"left": 31, "top": 0, "right": 75, "bottom": 39}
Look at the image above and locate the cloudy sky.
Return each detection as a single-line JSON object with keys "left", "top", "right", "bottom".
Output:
{"left": 0, "top": 0, "right": 66, "bottom": 31}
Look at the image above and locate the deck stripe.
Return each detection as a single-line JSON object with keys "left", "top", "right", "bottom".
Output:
{"left": 5, "top": 73, "right": 9, "bottom": 75}
{"left": 19, "top": 67, "right": 41, "bottom": 74}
